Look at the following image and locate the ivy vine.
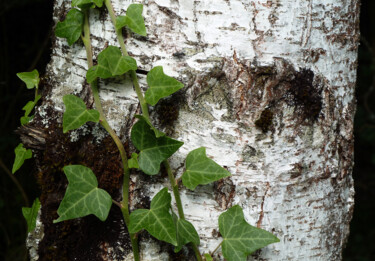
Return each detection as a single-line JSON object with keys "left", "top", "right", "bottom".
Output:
{"left": 14, "top": 1, "right": 279, "bottom": 260}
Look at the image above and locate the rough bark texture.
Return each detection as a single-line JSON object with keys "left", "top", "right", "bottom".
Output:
{"left": 24, "top": 0, "right": 359, "bottom": 260}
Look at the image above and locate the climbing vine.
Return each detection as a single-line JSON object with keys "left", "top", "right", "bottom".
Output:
{"left": 15, "top": 1, "right": 279, "bottom": 260}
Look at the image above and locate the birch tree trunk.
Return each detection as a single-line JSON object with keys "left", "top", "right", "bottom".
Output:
{"left": 23, "top": 0, "right": 359, "bottom": 260}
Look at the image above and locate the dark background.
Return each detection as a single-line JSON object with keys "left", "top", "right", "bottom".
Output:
{"left": 0, "top": 0, "right": 373, "bottom": 260}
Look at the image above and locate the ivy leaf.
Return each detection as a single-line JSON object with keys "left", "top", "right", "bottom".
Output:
{"left": 131, "top": 117, "right": 183, "bottom": 175}
{"left": 116, "top": 4, "right": 146, "bottom": 36}
{"left": 54, "top": 165, "right": 112, "bottom": 223}
{"left": 145, "top": 66, "right": 184, "bottom": 106}
{"left": 21, "top": 95, "right": 41, "bottom": 125}
{"left": 21, "top": 116, "right": 34, "bottom": 125}
{"left": 129, "top": 188, "right": 177, "bottom": 245}
{"left": 12, "top": 143, "right": 32, "bottom": 174}
{"left": 219, "top": 205, "right": 279, "bottom": 261}
{"left": 72, "top": 0, "right": 103, "bottom": 8}
{"left": 204, "top": 254, "right": 213, "bottom": 261}
{"left": 128, "top": 153, "right": 139, "bottom": 169}
{"left": 135, "top": 115, "right": 165, "bottom": 138}
{"left": 174, "top": 219, "right": 200, "bottom": 253}
{"left": 22, "top": 198, "right": 41, "bottom": 233}
{"left": 182, "top": 147, "right": 230, "bottom": 190}
{"left": 86, "top": 46, "right": 137, "bottom": 83}
{"left": 16, "top": 69, "right": 39, "bottom": 89}
{"left": 62, "top": 94, "right": 100, "bottom": 133}
{"left": 55, "top": 9, "right": 84, "bottom": 46}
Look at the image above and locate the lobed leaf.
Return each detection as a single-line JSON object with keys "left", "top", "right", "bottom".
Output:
{"left": 131, "top": 117, "right": 183, "bottom": 175}
{"left": 182, "top": 147, "right": 230, "bottom": 190}
{"left": 174, "top": 218, "right": 200, "bottom": 253}
{"left": 129, "top": 188, "right": 177, "bottom": 245}
{"left": 145, "top": 66, "right": 184, "bottom": 106}
{"left": 116, "top": 4, "right": 146, "bottom": 36}
{"left": 22, "top": 198, "right": 41, "bottom": 233}
{"left": 219, "top": 205, "right": 279, "bottom": 261}
{"left": 72, "top": 0, "right": 103, "bottom": 8}
{"left": 134, "top": 115, "right": 164, "bottom": 138}
{"left": 86, "top": 46, "right": 137, "bottom": 83}
{"left": 62, "top": 94, "right": 100, "bottom": 133}
{"left": 12, "top": 143, "right": 32, "bottom": 174}
{"left": 54, "top": 165, "right": 112, "bottom": 223}
{"left": 55, "top": 9, "right": 84, "bottom": 46}
{"left": 21, "top": 94, "right": 41, "bottom": 125}
{"left": 16, "top": 69, "right": 39, "bottom": 89}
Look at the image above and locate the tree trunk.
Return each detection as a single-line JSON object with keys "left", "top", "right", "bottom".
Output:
{"left": 23, "top": 0, "right": 359, "bottom": 260}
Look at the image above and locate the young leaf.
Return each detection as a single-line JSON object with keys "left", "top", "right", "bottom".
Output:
{"left": 16, "top": 69, "right": 40, "bottom": 89}
{"left": 12, "top": 143, "right": 32, "bottom": 174}
{"left": 145, "top": 66, "right": 184, "bottom": 106}
{"left": 21, "top": 94, "right": 41, "bottom": 125}
{"left": 204, "top": 253, "right": 213, "bottom": 261}
{"left": 55, "top": 9, "right": 84, "bottom": 46}
{"left": 116, "top": 4, "right": 146, "bottom": 36}
{"left": 86, "top": 46, "right": 137, "bottom": 83}
{"left": 22, "top": 198, "right": 41, "bottom": 233}
{"left": 128, "top": 153, "right": 139, "bottom": 169}
{"left": 129, "top": 188, "right": 177, "bottom": 245}
{"left": 131, "top": 117, "right": 183, "bottom": 175}
{"left": 54, "top": 165, "right": 112, "bottom": 223}
{"left": 174, "top": 218, "right": 200, "bottom": 253}
{"left": 219, "top": 205, "right": 279, "bottom": 261}
{"left": 135, "top": 115, "right": 165, "bottom": 138}
{"left": 182, "top": 147, "right": 230, "bottom": 190}
{"left": 62, "top": 94, "right": 100, "bottom": 133}
{"left": 21, "top": 116, "right": 34, "bottom": 125}
{"left": 72, "top": 0, "right": 103, "bottom": 8}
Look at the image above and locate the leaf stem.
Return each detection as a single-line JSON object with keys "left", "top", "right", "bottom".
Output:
{"left": 211, "top": 241, "right": 223, "bottom": 256}
{"left": 104, "top": 0, "right": 128, "bottom": 56}
{"left": 81, "top": 8, "right": 139, "bottom": 261}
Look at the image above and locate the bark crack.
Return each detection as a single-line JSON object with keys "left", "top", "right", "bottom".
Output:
{"left": 257, "top": 182, "right": 270, "bottom": 228}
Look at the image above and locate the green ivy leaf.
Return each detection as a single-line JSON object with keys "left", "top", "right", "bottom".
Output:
{"left": 182, "top": 147, "right": 230, "bottom": 190}
{"left": 204, "top": 253, "right": 213, "bottom": 261}
{"left": 54, "top": 165, "right": 112, "bottom": 223}
{"left": 219, "top": 205, "right": 279, "bottom": 261}
{"left": 131, "top": 117, "right": 183, "bottom": 175}
{"left": 116, "top": 4, "right": 146, "bottom": 36}
{"left": 22, "top": 198, "right": 41, "bottom": 233}
{"left": 145, "top": 66, "right": 184, "bottom": 106}
{"left": 86, "top": 46, "right": 137, "bottom": 83}
{"left": 20, "top": 94, "right": 41, "bottom": 125}
{"left": 174, "top": 218, "right": 200, "bottom": 253}
{"left": 16, "top": 69, "right": 39, "bottom": 89}
{"left": 72, "top": 0, "right": 103, "bottom": 8}
{"left": 128, "top": 153, "right": 139, "bottom": 169}
{"left": 55, "top": 9, "right": 84, "bottom": 46}
{"left": 129, "top": 188, "right": 177, "bottom": 245}
{"left": 12, "top": 143, "right": 32, "bottom": 174}
{"left": 20, "top": 116, "right": 33, "bottom": 125}
{"left": 62, "top": 94, "right": 100, "bottom": 133}
{"left": 134, "top": 115, "right": 165, "bottom": 138}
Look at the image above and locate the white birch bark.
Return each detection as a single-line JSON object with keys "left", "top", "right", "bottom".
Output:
{"left": 26, "top": 0, "right": 359, "bottom": 260}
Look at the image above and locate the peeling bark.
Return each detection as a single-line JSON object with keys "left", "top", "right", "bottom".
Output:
{"left": 24, "top": 0, "right": 359, "bottom": 260}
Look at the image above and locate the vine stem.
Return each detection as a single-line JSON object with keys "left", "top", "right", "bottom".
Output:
{"left": 211, "top": 241, "right": 223, "bottom": 256}
{"left": 81, "top": 9, "right": 140, "bottom": 261}
{"left": 104, "top": 1, "right": 202, "bottom": 260}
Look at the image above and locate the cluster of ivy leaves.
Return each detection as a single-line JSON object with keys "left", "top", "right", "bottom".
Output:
{"left": 15, "top": 1, "right": 279, "bottom": 260}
